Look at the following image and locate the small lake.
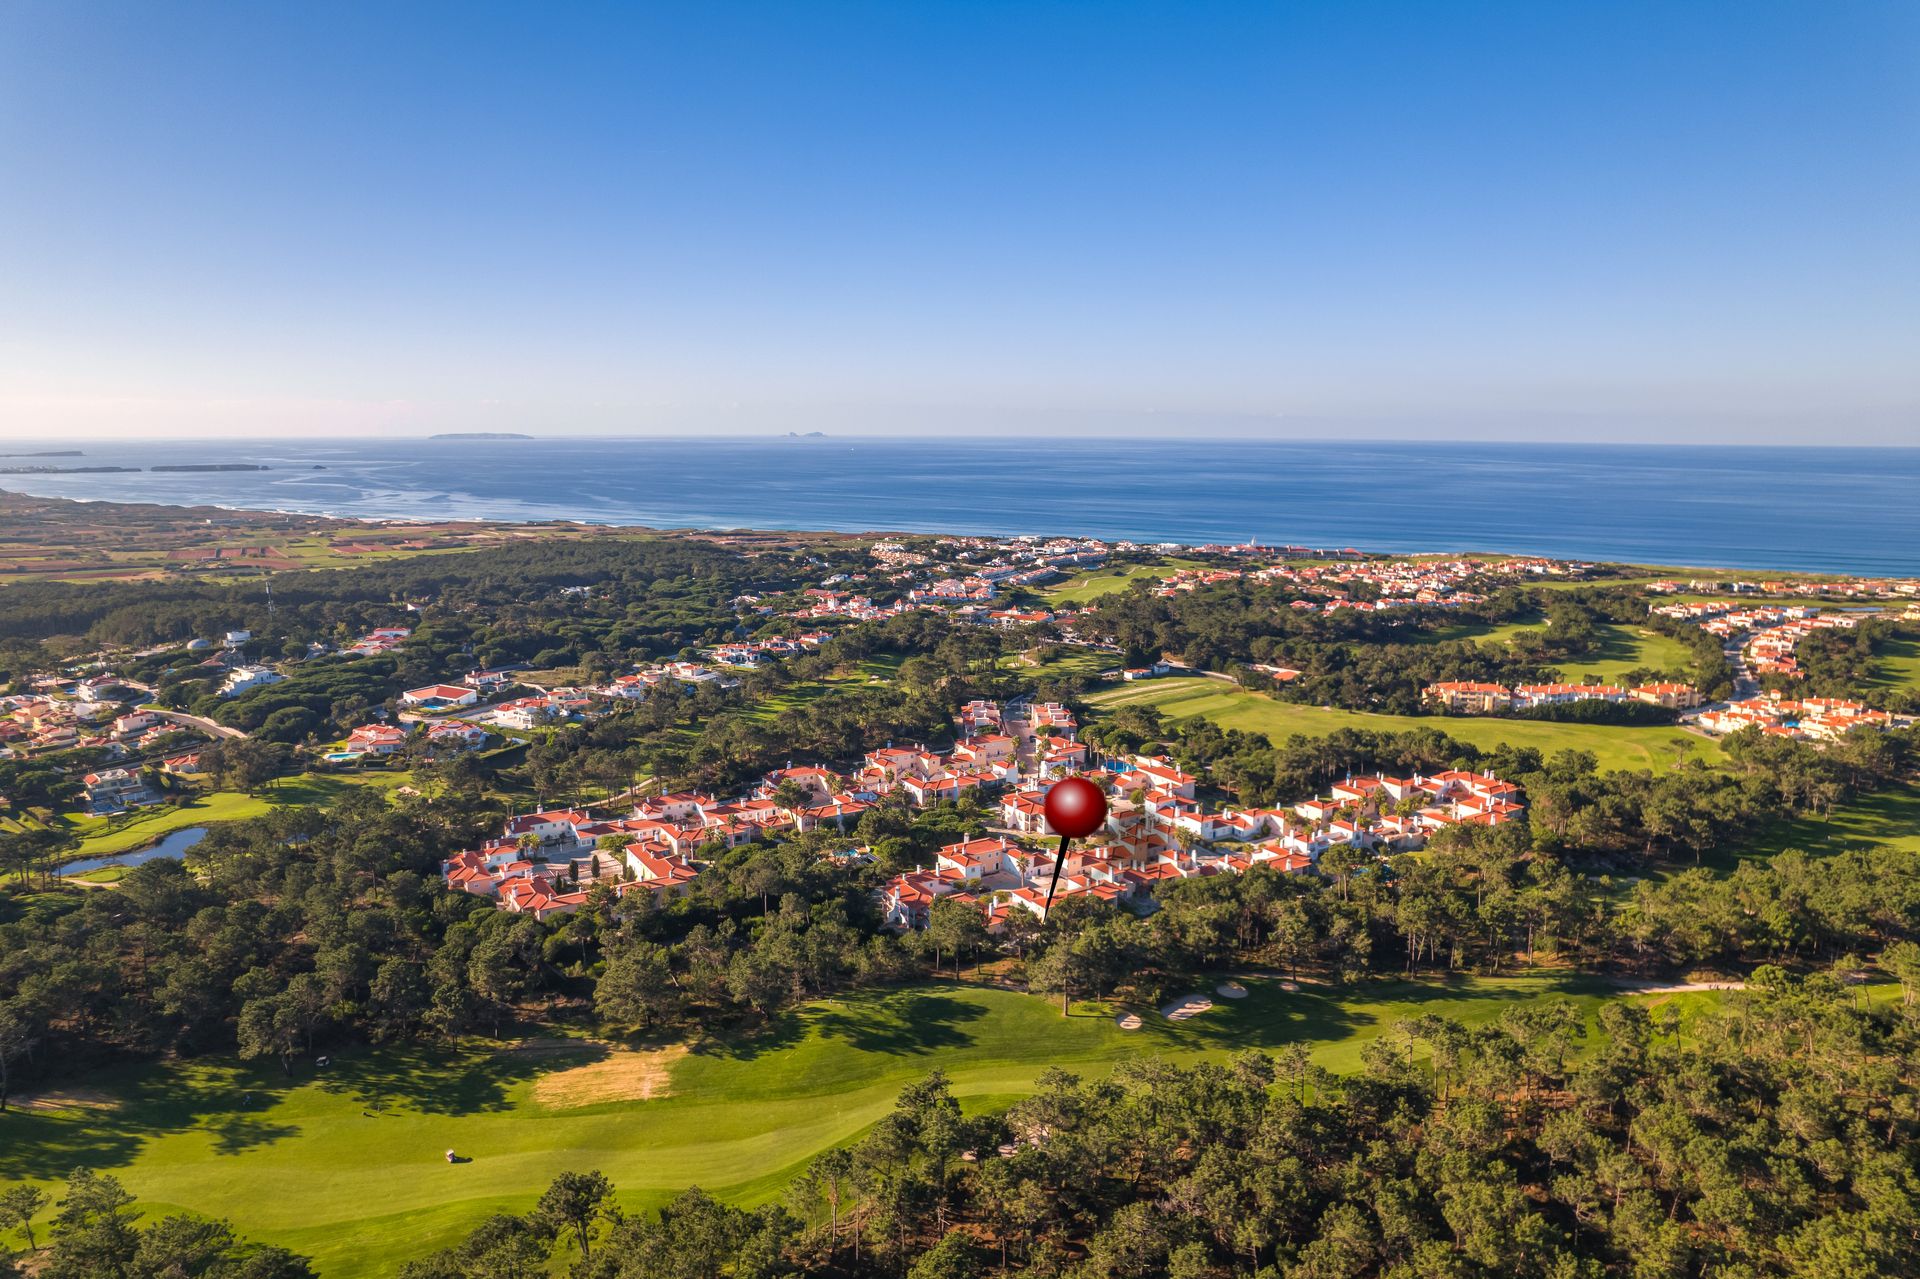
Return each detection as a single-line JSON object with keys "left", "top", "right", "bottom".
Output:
{"left": 60, "top": 826, "right": 208, "bottom": 876}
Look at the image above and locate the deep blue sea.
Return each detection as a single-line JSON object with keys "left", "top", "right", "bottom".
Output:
{"left": 2, "top": 437, "right": 1915, "bottom": 575}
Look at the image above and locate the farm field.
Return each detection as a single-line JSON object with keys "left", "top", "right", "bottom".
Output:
{"left": 1089, "top": 677, "right": 1720, "bottom": 772}
{"left": 0, "top": 974, "right": 1711, "bottom": 1276}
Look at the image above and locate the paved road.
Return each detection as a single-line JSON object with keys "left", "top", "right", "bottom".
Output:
{"left": 145, "top": 709, "right": 248, "bottom": 740}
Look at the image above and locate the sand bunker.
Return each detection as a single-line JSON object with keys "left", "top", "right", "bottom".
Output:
{"left": 530, "top": 1045, "right": 687, "bottom": 1108}
{"left": 1160, "top": 994, "right": 1214, "bottom": 1021}
{"left": 1280, "top": 981, "right": 1299, "bottom": 992}
{"left": 1115, "top": 1012, "right": 1143, "bottom": 1030}
{"left": 1215, "top": 981, "right": 1248, "bottom": 999}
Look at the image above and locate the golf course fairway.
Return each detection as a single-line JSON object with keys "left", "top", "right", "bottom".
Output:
{"left": 0, "top": 974, "right": 1717, "bottom": 1275}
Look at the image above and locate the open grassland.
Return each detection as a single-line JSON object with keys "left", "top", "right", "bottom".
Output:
{"left": 742, "top": 656, "right": 905, "bottom": 722}
{"left": 1414, "top": 617, "right": 1546, "bottom": 647}
{"left": 999, "top": 646, "right": 1113, "bottom": 684}
{"left": 0, "top": 974, "right": 1714, "bottom": 1276}
{"left": 1090, "top": 677, "right": 1720, "bottom": 772}
{"left": 1734, "top": 785, "right": 1920, "bottom": 865}
{"left": 1044, "top": 559, "right": 1204, "bottom": 605}
{"left": 1869, "top": 634, "right": 1920, "bottom": 695}
{"left": 1416, "top": 619, "right": 1693, "bottom": 682}
{"left": 47, "top": 772, "right": 414, "bottom": 858}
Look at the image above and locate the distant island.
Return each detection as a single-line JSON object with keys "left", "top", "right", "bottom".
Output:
{"left": 1, "top": 463, "right": 270, "bottom": 475}
{"left": 429, "top": 432, "right": 533, "bottom": 440}
{"left": 782, "top": 431, "right": 828, "bottom": 438}
{"left": 0, "top": 450, "right": 83, "bottom": 458}
{"left": 0, "top": 465, "right": 137, "bottom": 474}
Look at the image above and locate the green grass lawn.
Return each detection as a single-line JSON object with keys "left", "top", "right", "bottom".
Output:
{"left": 1045, "top": 559, "right": 1204, "bottom": 606}
{"left": 999, "top": 647, "right": 1113, "bottom": 684}
{"left": 0, "top": 974, "right": 1706, "bottom": 1276}
{"left": 743, "top": 657, "right": 904, "bottom": 723}
{"left": 1868, "top": 634, "right": 1920, "bottom": 695}
{"left": 1737, "top": 785, "right": 1920, "bottom": 863}
{"left": 55, "top": 772, "right": 414, "bottom": 858}
{"left": 1555, "top": 624, "right": 1696, "bottom": 683}
{"left": 1412, "top": 619, "right": 1693, "bottom": 683}
{"left": 1090, "top": 677, "right": 1719, "bottom": 773}
{"left": 1412, "top": 617, "right": 1546, "bottom": 647}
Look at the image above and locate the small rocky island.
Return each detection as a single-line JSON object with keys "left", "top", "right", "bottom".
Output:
{"left": 429, "top": 432, "right": 534, "bottom": 440}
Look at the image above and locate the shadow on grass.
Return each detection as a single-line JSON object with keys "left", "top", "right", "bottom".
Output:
{"left": 1139, "top": 974, "right": 1597, "bottom": 1054}
{"left": 0, "top": 1055, "right": 300, "bottom": 1181}
{"left": 689, "top": 988, "right": 989, "bottom": 1063}
{"left": 207, "top": 1113, "right": 301, "bottom": 1155}
{"left": 686, "top": 1008, "right": 810, "bottom": 1063}
{"left": 314, "top": 1040, "right": 606, "bottom": 1115}
{"left": 810, "top": 992, "right": 986, "bottom": 1055}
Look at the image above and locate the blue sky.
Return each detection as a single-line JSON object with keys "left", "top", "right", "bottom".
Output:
{"left": 1, "top": 1, "right": 1916, "bottom": 442}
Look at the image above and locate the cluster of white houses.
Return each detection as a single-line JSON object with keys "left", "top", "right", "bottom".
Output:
{"left": 1652, "top": 601, "right": 1867, "bottom": 680}
{"left": 1151, "top": 556, "right": 1593, "bottom": 612}
{"left": 880, "top": 765, "right": 1525, "bottom": 932}
{"left": 437, "top": 696, "right": 1082, "bottom": 919}
{"left": 1424, "top": 681, "right": 1703, "bottom": 714}
{"left": 704, "top": 631, "right": 832, "bottom": 669}
{"left": 1648, "top": 577, "right": 1920, "bottom": 602}
{"left": 1694, "top": 693, "right": 1913, "bottom": 742}
{"left": 442, "top": 679, "right": 1530, "bottom": 930}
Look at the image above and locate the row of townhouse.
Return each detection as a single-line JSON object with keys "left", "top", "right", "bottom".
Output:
{"left": 793, "top": 590, "right": 914, "bottom": 622}
{"left": 1654, "top": 602, "right": 1866, "bottom": 681}
{"left": 1, "top": 691, "right": 131, "bottom": 757}
{"left": 591, "top": 662, "right": 743, "bottom": 700}
{"left": 956, "top": 698, "right": 1078, "bottom": 740}
{"left": 1424, "top": 680, "right": 1703, "bottom": 714}
{"left": 1652, "top": 578, "right": 1920, "bottom": 601}
{"left": 342, "top": 719, "right": 489, "bottom": 758}
{"left": 483, "top": 690, "right": 599, "bottom": 732}
{"left": 1694, "top": 693, "right": 1914, "bottom": 741}
{"left": 441, "top": 758, "right": 916, "bottom": 919}
{"left": 880, "top": 766, "right": 1527, "bottom": 932}
{"left": 908, "top": 578, "right": 998, "bottom": 604}
{"left": 706, "top": 631, "right": 832, "bottom": 669}
{"left": 1249, "top": 555, "right": 1580, "bottom": 604}
{"left": 443, "top": 811, "right": 706, "bottom": 921}
{"left": 948, "top": 606, "right": 1055, "bottom": 627}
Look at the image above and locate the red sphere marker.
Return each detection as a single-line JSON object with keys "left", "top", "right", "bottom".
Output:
{"left": 1040, "top": 777, "right": 1109, "bottom": 910}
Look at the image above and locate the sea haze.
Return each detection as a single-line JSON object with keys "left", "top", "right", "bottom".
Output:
{"left": 1, "top": 437, "right": 1915, "bottom": 575}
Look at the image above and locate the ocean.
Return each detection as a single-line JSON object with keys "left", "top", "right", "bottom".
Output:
{"left": 1, "top": 436, "right": 1916, "bottom": 575}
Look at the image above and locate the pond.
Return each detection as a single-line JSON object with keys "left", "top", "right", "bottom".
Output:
{"left": 59, "top": 826, "right": 209, "bottom": 876}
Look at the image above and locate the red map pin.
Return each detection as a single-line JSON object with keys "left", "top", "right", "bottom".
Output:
{"left": 1040, "top": 777, "right": 1109, "bottom": 909}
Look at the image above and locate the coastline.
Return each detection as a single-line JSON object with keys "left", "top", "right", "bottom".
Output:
{"left": 0, "top": 483, "right": 1908, "bottom": 584}
{"left": 2, "top": 433, "right": 1917, "bottom": 575}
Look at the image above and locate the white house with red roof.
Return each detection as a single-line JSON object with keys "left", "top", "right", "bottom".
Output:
{"left": 402, "top": 684, "right": 479, "bottom": 709}
{"left": 503, "top": 809, "right": 591, "bottom": 846}
{"left": 347, "top": 723, "right": 409, "bottom": 755}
